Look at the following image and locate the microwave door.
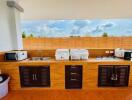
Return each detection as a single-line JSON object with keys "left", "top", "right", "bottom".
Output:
{"left": 6, "top": 53, "right": 18, "bottom": 60}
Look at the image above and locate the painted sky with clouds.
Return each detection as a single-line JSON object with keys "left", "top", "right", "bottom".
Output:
{"left": 21, "top": 19, "right": 132, "bottom": 37}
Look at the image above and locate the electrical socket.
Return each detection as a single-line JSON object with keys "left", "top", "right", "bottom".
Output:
{"left": 105, "top": 51, "right": 109, "bottom": 54}
{"left": 110, "top": 51, "right": 114, "bottom": 53}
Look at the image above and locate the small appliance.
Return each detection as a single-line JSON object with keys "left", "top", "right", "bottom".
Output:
{"left": 70, "top": 49, "right": 89, "bottom": 60}
{"left": 5, "top": 51, "right": 27, "bottom": 61}
{"left": 124, "top": 51, "right": 132, "bottom": 60}
{"left": 114, "top": 48, "right": 126, "bottom": 58}
{"left": 55, "top": 49, "right": 69, "bottom": 60}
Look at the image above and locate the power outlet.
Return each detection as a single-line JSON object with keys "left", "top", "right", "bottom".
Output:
{"left": 105, "top": 51, "right": 109, "bottom": 54}
{"left": 110, "top": 51, "right": 114, "bottom": 54}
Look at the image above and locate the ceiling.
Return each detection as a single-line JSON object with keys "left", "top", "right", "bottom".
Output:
{"left": 19, "top": 0, "right": 132, "bottom": 20}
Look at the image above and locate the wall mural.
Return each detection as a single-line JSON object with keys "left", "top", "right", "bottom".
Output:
{"left": 21, "top": 19, "right": 132, "bottom": 38}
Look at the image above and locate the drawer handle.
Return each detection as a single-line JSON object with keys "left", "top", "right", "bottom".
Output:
{"left": 70, "top": 79, "right": 77, "bottom": 81}
{"left": 71, "top": 66, "right": 77, "bottom": 68}
{"left": 34, "top": 74, "right": 37, "bottom": 80}
{"left": 70, "top": 73, "right": 77, "bottom": 75}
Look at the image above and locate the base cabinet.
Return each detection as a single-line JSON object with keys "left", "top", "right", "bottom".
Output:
{"left": 19, "top": 66, "right": 50, "bottom": 87}
{"left": 17, "top": 64, "right": 130, "bottom": 89}
{"left": 98, "top": 65, "right": 130, "bottom": 87}
{"left": 65, "top": 65, "right": 82, "bottom": 89}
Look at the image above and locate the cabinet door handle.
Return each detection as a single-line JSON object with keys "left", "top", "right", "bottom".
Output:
{"left": 32, "top": 74, "right": 35, "bottom": 80}
{"left": 111, "top": 74, "right": 118, "bottom": 81}
{"left": 34, "top": 74, "right": 37, "bottom": 80}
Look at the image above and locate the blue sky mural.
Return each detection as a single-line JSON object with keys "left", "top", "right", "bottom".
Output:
{"left": 21, "top": 19, "right": 132, "bottom": 37}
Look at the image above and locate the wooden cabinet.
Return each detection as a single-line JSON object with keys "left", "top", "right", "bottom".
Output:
{"left": 65, "top": 65, "right": 82, "bottom": 89}
{"left": 98, "top": 65, "right": 130, "bottom": 87}
{"left": 19, "top": 66, "right": 50, "bottom": 87}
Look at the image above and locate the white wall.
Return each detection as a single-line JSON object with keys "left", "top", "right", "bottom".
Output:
{"left": 0, "top": 0, "right": 13, "bottom": 51}
{"left": 20, "top": 0, "right": 132, "bottom": 20}
{"left": 0, "top": 0, "right": 23, "bottom": 51}
{"left": 9, "top": 8, "right": 23, "bottom": 50}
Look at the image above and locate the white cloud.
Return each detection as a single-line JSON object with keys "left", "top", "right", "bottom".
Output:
{"left": 48, "top": 20, "right": 66, "bottom": 25}
{"left": 91, "top": 22, "right": 116, "bottom": 33}
{"left": 80, "top": 26, "right": 95, "bottom": 33}
{"left": 70, "top": 20, "right": 91, "bottom": 35}
{"left": 36, "top": 24, "right": 67, "bottom": 37}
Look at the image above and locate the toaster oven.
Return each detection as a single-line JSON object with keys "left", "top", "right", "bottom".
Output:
{"left": 5, "top": 51, "right": 27, "bottom": 61}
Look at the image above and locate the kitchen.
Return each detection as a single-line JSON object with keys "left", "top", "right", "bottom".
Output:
{"left": 1, "top": 48, "right": 132, "bottom": 89}
{"left": 0, "top": 0, "right": 132, "bottom": 100}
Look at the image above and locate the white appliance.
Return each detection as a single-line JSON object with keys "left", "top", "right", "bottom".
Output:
{"left": 55, "top": 49, "right": 70, "bottom": 60}
{"left": 5, "top": 51, "right": 27, "bottom": 61}
{"left": 70, "top": 49, "right": 89, "bottom": 60}
{"left": 114, "top": 48, "right": 126, "bottom": 58}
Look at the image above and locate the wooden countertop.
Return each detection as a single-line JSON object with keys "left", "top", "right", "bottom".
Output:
{"left": 0, "top": 58, "right": 132, "bottom": 65}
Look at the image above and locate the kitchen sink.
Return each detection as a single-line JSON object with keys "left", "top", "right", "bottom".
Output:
{"left": 96, "top": 57, "right": 121, "bottom": 61}
{"left": 29, "top": 57, "right": 52, "bottom": 61}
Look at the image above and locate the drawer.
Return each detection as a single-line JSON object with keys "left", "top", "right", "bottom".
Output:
{"left": 66, "top": 80, "right": 82, "bottom": 89}
{"left": 68, "top": 73, "right": 82, "bottom": 80}
{"left": 66, "top": 65, "right": 82, "bottom": 73}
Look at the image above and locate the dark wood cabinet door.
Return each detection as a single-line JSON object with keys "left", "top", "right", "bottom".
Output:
{"left": 114, "top": 66, "right": 130, "bottom": 87}
{"left": 19, "top": 66, "right": 50, "bottom": 87}
{"left": 65, "top": 65, "right": 82, "bottom": 89}
{"left": 19, "top": 67, "right": 31, "bottom": 87}
{"left": 98, "top": 65, "right": 130, "bottom": 87}
{"left": 38, "top": 66, "right": 50, "bottom": 87}
{"left": 98, "top": 65, "right": 113, "bottom": 87}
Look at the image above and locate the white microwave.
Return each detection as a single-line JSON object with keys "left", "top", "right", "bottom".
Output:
{"left": 5, "top": 51, "right": 27, "bottom": 61}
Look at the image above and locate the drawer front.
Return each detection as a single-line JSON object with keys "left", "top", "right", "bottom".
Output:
{"left": 67, "top": 65, "right": 82, "bottom": 73}
{"left": 66, "top": 80, "right": 82, "bottom": 89}
{"left": 69, "top": 73, "right": 81, "bottom": 80}
{"left": 65, "top": 65, "right": 82, "bottom": 89}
